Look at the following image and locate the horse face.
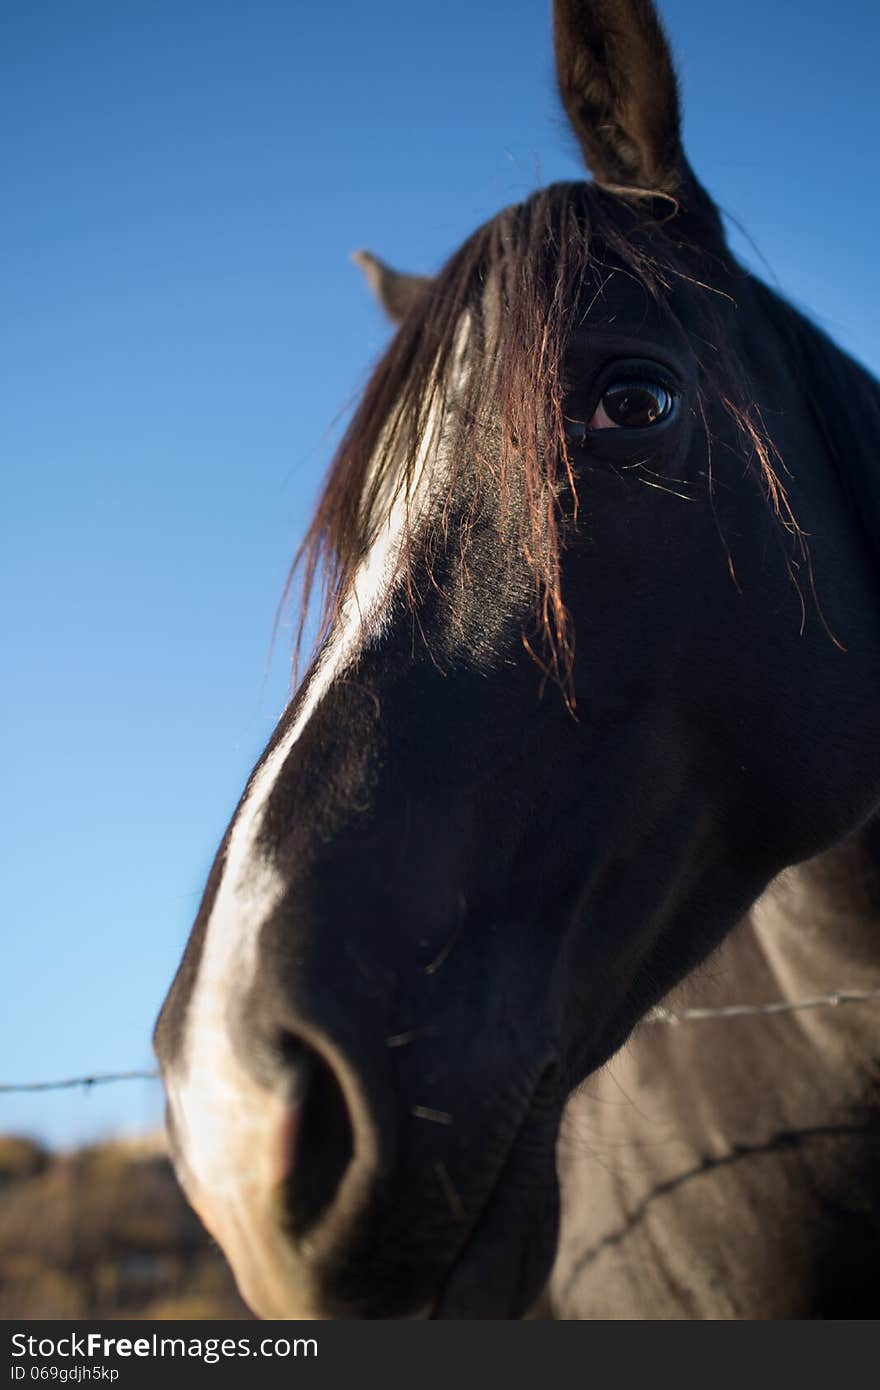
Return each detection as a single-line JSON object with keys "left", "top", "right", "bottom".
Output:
{"left": 154, "top": 2, "right": 878, "bottom": 1319}
{"left": 155, "top": 242, "right": 726, "bottom": 1321}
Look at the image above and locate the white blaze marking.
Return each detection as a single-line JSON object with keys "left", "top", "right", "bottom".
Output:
{"left": 166, "top": 391, "right": 448, "bottom": 1212}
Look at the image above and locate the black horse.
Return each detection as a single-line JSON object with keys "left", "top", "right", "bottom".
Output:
{"left": 154, "top": 0, "right": 880, "bottom": 1318}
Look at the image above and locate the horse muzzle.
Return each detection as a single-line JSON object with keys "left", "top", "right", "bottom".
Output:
{"left": 159, "top": 1008, "right": 562, "bottom": 1320}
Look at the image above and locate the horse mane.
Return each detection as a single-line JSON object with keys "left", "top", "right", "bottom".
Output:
{"left": 287, "top": 181, "right": 795, "bottom": 693}
{"left": 747, "top": 276, "right": 880, "bottom": 576}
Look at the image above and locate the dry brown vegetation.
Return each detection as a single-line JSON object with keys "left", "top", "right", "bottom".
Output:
{"left": 0, "top": 1133, "right": 251, "bottom": 1320}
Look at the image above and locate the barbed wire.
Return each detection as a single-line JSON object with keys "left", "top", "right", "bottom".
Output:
{"left": 0, "top": 1070, "right": 159, "bottom": 1094}
{"left": 2, "top": 987, "right": 879, "bottom": 1094}
{"left": 645, "top": 986, "right": 880, "bottom": 1025}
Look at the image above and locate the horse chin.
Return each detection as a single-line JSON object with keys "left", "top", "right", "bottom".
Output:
{"left": 360, "top": 1112, "right": 561, "bottom": 1321}
{"left": 427, "top": 1136, "right": 561, "bottom": 1320}
{"left": 222, "top": 1118, "right": 559, "bottom": 1321}
{"left": 224, "top": 1227, "right": 552, "bottom": 1322}
{"left": 427, "top": 1208, "right": 558, "bottom": 1321}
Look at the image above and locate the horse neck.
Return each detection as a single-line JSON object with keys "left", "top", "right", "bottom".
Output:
{"left": 639, "top": 822, "right": 880, "bottom": 1115}
{"left": 757, "top": 279, "right": 880, "bottom": 584}
{"left": 732, "top": 821, "right": 880, "bottom": 1084}
{"left": 551, "top": 828, "right": 880, "bottom": 1321}
{"left": 750, "top": 822, "right": 880, "bottom": 995}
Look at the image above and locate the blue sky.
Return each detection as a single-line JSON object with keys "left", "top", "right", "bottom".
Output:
{"left": 2, "top": 0, "right": 878, "bottom": 1148}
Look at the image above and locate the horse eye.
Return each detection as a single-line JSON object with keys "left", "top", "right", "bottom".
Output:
{"left": 593, "top": 379, "right": 676, "bottom": 430}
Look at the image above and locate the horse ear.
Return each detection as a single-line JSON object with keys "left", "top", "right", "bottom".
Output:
{"left": 351, "top": 250, "right": 432, "bottom": 324}
{"left": 553, "top": 0, "right": 684, "bottom": 197}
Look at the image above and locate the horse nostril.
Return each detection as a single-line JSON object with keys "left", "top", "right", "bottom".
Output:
{"left": 281, "top": 1033, "right": 355, "bottom": 1239}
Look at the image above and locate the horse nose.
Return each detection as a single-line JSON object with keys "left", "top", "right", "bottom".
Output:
{"left": 254, "top": 1000, "right": 398, "bottom": 1255}
{"left": 277, "top": 1029, "right": 358, "bottom": 1238}
{"left": 160, "top": 988, "right": 392, "bottom": 1318}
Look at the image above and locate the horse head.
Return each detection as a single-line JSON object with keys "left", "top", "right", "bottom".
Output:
{"left": 154, "top": 0, "right": 880, "bottom": 1318}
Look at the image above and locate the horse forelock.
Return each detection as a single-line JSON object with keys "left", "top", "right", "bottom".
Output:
{"left": 284, "top": 181, "right": 798, "bottom": 698}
